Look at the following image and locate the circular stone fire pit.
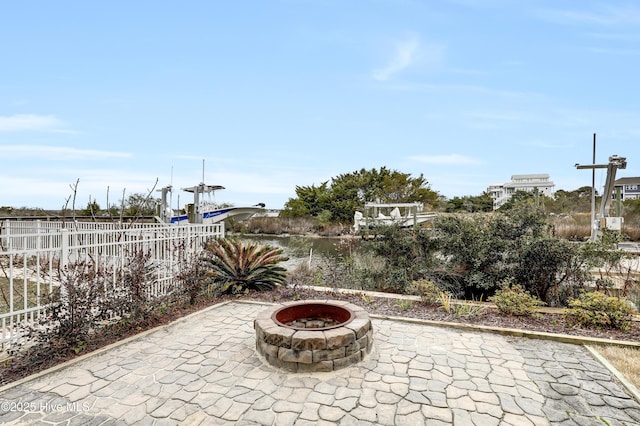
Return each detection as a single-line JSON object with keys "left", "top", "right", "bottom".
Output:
{"left": 254, "top": 300, "right": 373, "bottom": 372}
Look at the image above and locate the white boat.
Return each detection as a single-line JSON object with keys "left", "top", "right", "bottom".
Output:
{"left": 157, "top": 183, "right": 264, "bottom": 226}
{"left": 353, "top": 202, "right": 437, "bottom": 232}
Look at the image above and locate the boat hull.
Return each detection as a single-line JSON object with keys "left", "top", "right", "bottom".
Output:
{"left": 170, "top": 206, "right": 263, "bottom": 225}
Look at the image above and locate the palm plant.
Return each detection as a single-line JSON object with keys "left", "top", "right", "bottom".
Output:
{"left": 203, "top": 239, "right": 288, "bottom": 294}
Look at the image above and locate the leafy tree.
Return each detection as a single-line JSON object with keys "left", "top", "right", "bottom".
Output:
{"left": 281, "top": 167, "right": 440, "bottom": 223}
{"left": 369, "top": 226, "right": 438, "bottom": 275}
{"left": 121, "top": 193, "right": 159, "bottom": 216}
{"left": 0, "top": 206, "right": 14, "bottom": 216}
{"left": 434, "top": 206, "right": 552, "bottom": 299}
{"left": 81, "top": 200, "right": 101, "bottom": 217}
{"left": 498, "top": 189, "right": 554, "bottom": 213}
{"left": 433, "top": 215, "right": 511, "bottom": 298}
{"left": 512, "top": 237, "right": 578, "bottom": 304}
{"left": 547, "top": 186, "right": 597, "bottom": 214}
{"left": 280, "top": 182, "right": 331, "bottom": 218}
{"left": 444, "top": 193, "right": 493, "bottom": 213}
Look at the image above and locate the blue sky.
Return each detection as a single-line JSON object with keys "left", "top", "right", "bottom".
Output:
{"left": 1, "top": 0, "right": 639, "bottom": 211}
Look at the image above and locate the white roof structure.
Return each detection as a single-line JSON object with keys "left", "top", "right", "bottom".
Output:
{"left": 487, "top": 174, "right": 555, "bottom": 210}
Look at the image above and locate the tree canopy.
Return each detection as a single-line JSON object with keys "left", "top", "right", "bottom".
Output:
{"left": 444, "top": 193, "right": 493, "bottom": 213}
{"left": 280, "top": 167, "right": 440, "bottom": 223}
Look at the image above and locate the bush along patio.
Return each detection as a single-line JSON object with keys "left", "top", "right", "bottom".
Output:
{"left": 287, "top": 204, "right": 639, "bottom": 331}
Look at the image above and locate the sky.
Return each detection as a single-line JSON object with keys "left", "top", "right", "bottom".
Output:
{"left": 1, "top": 0, "right": 639, "bottom": 211}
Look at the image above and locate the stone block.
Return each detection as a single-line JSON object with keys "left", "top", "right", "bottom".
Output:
{"left": 333, "top": 352, "right": 362, "bottom": 370}
{"left": 254, "top": 319, "right": 276, "bottom": 338}
{"left": 292, "top": 330, "right": 327, "bottom": 351}
{"left": 327, "top": 300, "right": 351, "bottom": 306}
{"left": 355, "top": 310, "right": 370, "bottom": 319}
{"left": 264, "top": 353, "right": 298, "bottom": 372}
{"left": 258, "top": 339, "right": 279, "bottom": 358}
{"left": 313, "top": 347, "right": 346, "bottom": 362}
{"left": 345, "top": 318, "right": 371, "bottom": 339}
{"left": 264, "top": 326, "right": 295, "bottom": 348}
{"left": 278, "top": 347, "right": 313, "bottom": 364}
{"left": 324, "top": 328, "right": 356, "bottom": 350}
{"left": 356, "top": 334, "right": 368, "bottom": 351}
{"left": 345, "top": 341, "right": 361, "bottom": 356}
{"left": 255, "top": 309, "right": 276, "bottom": 320}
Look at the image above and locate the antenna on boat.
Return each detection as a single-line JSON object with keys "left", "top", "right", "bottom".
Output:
{"left": 202, "top": 159, "right": 205, "bottom": 184}
{"left": 170, "top": 165, "right": 174, "bottom": 215}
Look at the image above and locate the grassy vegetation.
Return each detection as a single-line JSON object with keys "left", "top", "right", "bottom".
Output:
{"left": 230, "top": 216, "right": 354, "bottom": 236}
{"left": 550, "top": 213, "right": 591, "bottom": 240}
{"left": 0, "top": 277, "right": 45, "bottom": 314}
{"left": 594, "top": 345, "right": 640, "bottom": 389}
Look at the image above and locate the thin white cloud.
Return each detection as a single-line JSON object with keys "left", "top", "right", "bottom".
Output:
{"left": 538, "top": 4, "right": 640, "bottom": 26}
{"left": 372, "top": 36, "right": 421, "bottom": 81}
{"left": 587, "top": 32, "right": 640, "bottom": 42}
{"left": 0, "top": 169, "right": 163, "bottom": 208}
{"left": 588, "top": 47, "right": 640, "bottom": 56}
{"left": 409, "top": 154, "right": 481, "bottom": 165}
{"left": 0, "top": 145, "right": 131, "bottom": 160}
{"left": 382, "top": 81, "right": 540, "bottom": 101}
{"left": 0, "top": 114, "right": 64, "bottom": 132}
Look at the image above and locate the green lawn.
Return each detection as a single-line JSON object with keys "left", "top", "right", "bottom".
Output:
{"left": 0, "top": 276, "right": 48, "bottom": 314}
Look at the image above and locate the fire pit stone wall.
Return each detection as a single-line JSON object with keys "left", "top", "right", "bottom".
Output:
{"left": 254, "top": 300, "right": 373, "bottom": 372}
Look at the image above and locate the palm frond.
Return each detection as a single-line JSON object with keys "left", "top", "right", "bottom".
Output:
{"left": 202, "top": 239, "right": 288, "bottom": 294}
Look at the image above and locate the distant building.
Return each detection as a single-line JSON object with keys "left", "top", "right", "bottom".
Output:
{"left": 487, "top": 174, "right": 555, "bottom": 210}
{"left": 613, "top": 177, "right": 640, "bottom": 201}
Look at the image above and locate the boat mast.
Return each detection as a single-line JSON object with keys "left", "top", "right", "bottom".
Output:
{"left": 170, "top": 165, "right": 174, "bottom": 217}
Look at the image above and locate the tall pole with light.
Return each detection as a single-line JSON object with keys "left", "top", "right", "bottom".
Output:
{"left": 575, "top": 136, "right": 627, "bottom": 241}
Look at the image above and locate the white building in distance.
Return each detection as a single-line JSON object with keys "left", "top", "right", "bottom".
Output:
{"left": 487, "top": 174, "right": 555, "bottom": 210}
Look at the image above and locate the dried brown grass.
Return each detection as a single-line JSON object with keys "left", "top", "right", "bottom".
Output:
{"left": 595, "top": 345, "right": 640, "bottom": 389}
{"left": 551, "top": 212, "right": 640, "bottom": 241}
{"left": 230, "top": 216, "right": 349, "bottom": 236}
{"left": 550, "top": 213, "right": 591, "bottom": 240}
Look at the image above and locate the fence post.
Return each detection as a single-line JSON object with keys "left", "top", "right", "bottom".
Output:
{"left": 3, "top": 219, "right": 10, "bottom": 251}
{"left": 60, "top": 228, "right": 69, "bottom": 270}
{"left": 60, "top": 228, "right": 70, "bottom": 298}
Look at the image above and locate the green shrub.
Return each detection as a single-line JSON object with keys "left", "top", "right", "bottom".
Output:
{"left": 412, "top": 279, "right": 442, "bottom": 306}
{"left": 489, "top": 283, "right": 544, "bottom": 316}
{"left": 564, "top": 291, "right": 636, "bottom": 330}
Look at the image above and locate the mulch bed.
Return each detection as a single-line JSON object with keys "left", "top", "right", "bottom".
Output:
{"left": 1, "top": 286, "right": 638, "bottom": 386}
{"left": 252, "top": 286, "right": 640, "bottom": 343}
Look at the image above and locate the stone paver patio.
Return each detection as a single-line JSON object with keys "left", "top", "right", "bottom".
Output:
{"left": 0, "top": 300, "right": 639, "bottom": 425}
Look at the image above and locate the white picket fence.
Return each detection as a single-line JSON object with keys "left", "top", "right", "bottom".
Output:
{"left": 0, "top": 220, "right": 225, "bottom": 351}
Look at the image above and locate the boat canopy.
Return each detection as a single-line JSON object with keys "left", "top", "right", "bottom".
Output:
{"left": 182, "top": 184, "right": 225, "bottom": 193}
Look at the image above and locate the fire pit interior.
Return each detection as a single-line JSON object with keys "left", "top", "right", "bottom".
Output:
{"left": 272, "top": 303, "right": 355, "bottom": 330}
{"left": 255, "top": 300, "right": 373, "bottom": 372}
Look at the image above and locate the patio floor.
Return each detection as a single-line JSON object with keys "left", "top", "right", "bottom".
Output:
{"left": 0, "top": 300, "right": 639, "bottom": 425}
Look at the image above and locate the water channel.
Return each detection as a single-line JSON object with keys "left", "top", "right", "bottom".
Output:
{"left": 239, "top": 234, "right": 355, "bottom": 271}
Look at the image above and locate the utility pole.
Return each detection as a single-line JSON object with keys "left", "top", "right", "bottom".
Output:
{"left": 591, "top": 134, "right": 596, "bottom": 241}
{"left": 575, "top": 137, "right": 627, "bottom": 241}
